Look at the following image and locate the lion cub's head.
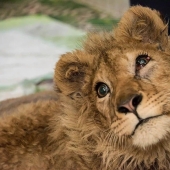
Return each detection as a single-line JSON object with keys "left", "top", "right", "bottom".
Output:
{"left": 54, "top": 5, "right": 170, "bottom": 169}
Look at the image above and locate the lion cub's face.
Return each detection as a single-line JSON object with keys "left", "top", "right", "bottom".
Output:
{"left": 55, "top": 6, "right": 170, "bottom": 150}
{"left": 93, "top": 46, "right": 170, "bottom": 148}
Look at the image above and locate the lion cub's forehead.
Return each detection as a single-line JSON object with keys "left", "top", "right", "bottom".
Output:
{"left": 97, "top": 49, "right": 137, "bottom": 74}
{"left": 93, "top": 47, "right": 162, "bottom": 83}
{"left": 93, "top": 50, "right": 137, "bottom": 86}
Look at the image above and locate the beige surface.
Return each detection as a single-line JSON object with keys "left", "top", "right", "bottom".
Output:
{"left": 75, "top": 0, "right": 130, "bottom": 19}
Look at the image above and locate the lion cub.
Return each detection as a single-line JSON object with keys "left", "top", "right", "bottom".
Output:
{"left": 1, "top": 5, "right": 170, "bottom": 170}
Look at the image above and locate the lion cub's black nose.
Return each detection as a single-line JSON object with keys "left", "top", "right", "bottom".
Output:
{"left": 117, "top": 95, "right": 142, "bottom": 113}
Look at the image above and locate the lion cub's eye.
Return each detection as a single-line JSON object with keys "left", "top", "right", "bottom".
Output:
{"left": 96, "top": 83, "right": 110, "bottom": 98}
{"left": 136, "top": 54, "right": 151, "bottom": 71}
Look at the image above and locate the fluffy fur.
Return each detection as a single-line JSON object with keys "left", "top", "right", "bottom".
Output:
{"left": 1, "top": 6, "right": 170, "bottom": 170}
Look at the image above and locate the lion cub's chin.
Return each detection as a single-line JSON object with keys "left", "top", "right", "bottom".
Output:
{"left": 132, "top": 115, "right": 170, "bottom": 149}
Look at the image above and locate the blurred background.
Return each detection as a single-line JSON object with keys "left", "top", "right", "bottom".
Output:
{"left": 0, "top": 0, "right": 130, "bottom": 101}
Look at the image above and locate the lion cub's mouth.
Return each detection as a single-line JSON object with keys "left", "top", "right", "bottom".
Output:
{"left": 132, "top": 114, "right": 163, "bottom": 135}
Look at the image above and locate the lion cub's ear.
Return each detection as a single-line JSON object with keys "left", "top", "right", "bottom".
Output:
{"left": 54, "top": 50, "right": 95, "bottom": 96}
{"left": 114, "top": 5, "right": 168, "bottom": 50}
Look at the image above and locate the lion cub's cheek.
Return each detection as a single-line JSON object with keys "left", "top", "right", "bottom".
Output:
{"left": 111, "top": 113, "right": 139, "bottom": 136}
{"left": 132, "top": 115, "right": 170, "bottom": 148}
{"left": 96, "top": 95, "right": 112, "bottom": 122}
{"left": 136, "top": 92, "right": 166, "bottom": 119}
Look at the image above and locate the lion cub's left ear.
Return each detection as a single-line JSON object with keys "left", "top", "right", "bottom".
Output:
{"left": 54, "top": 50, "right": 96, "bottom": 96}
{"left": 114, "top": 5, "right": 168, "bottom": 50}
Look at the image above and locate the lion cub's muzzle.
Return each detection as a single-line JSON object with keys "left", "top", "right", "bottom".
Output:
{"left": 117, "top": 94, "right": 142, "bottom": 120}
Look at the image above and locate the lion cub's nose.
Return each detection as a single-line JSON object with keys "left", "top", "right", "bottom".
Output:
{"left": 117, "top": 95, "right": 142, "bottom": 113}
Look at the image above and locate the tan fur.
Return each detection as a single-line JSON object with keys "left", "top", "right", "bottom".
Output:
{"left": 1, "top": 6, "right": 170, "bottom": 169}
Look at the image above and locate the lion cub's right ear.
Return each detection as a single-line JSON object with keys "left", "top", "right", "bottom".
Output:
{"left": 114, "top": 5, "right": 168, "bottom": 50}
{"left": 54, "top": 50, "right": 96, "bottom": 96}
